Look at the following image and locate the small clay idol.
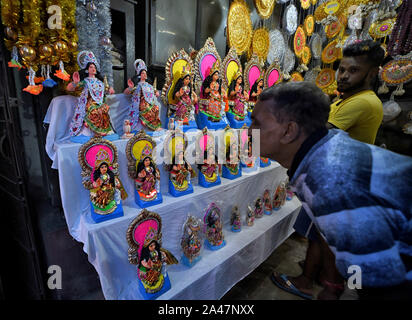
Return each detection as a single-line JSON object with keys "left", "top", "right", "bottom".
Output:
{"left": 254, "top": 197, "right": 264, "bottom": 218}
{"left": 246, "top": 205, "right": 255, "bottom": 226}
{"left": 181, "top": 215, "right": 203, "bottom": 267}
{"left": 263, "top": 189, "right": 273, "bottom": 215}
{"left": 126, "top": 209, "right": 178, "bottom": 300}
{"left": 273, "top": 181, "right": 287, "bottom": 211}
{"left": 230, "top": 206, "right": 242, "bottom": 232}
{"left": 204, "top": 203, "right": 226, "bottom": 250}
{"left": 122, "top": 119, "right": 134, "bottom": 139}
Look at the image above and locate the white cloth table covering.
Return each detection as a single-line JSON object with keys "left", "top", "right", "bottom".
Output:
{"left": 45, "top": 94, "right": 301, "bottom": 300}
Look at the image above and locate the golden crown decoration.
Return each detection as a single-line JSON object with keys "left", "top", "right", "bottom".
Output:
{"left": 209, "top": 60, "right": 220, "bottom": 76}
{"left": 181, "top": 64, "right": 192, "bottom": 78}
{"left": 94, "top": 148, "right": 112, "bottom": 168}
{"left": 143, "top": 226, "right": 159, "bottom": 247}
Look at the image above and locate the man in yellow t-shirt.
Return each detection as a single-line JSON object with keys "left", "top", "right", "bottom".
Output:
{"left": 327, "top": 40, "right": 384, "bottom": 144}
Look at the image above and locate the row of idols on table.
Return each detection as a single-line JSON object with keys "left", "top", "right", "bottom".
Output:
{"left": 67, "top": 37, "right": 280, "bottom": 143}
{"left": 78, "top": 127, "right": 271, "bottom": 223}
{"left": 126, "top": 184, "right": 293, "bottom": 300}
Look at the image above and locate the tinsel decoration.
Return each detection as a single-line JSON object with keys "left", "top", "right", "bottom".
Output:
{"left": 1, "top": 0, "right": 21, "bottom": 69}
{"left": 76, "top": 0, "right": 113, "bottom": 86}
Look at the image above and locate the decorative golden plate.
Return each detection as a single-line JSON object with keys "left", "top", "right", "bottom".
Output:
{"left": 252, "top": 27, "right": 270, "bottom": 63}
{"left": 227, "top": 0, "right": 253, "bottom": 55}
{"left": 316, "top": 68, "right": 335, "bottom": 88}
{"left": 369, "top": 18, "right": 396, "bottom": 39}
{"left": 322, "top": 40, "right": 342, "bottom": 64}
{"left": 304, "top": 15, "right": 315, "bottom": 36}
{"left": 301, "top": 46, "right": 312, "bottom": 65}
{"left": 290, "top": 72, "right": 304, "bottom": 82}
{"left": 301, "top": 0, "right": 311, "bottom": 10}
{"left": 314, "top": 0, "right": 343, "bottom": 22}
{"left": 379, "top": 59, "right": 412, "bottom": 86}
{"left": 293, "top": 26, "right": 306, "bottom": 58}
{"left": 325, "top": 16, "right": 344, "bottom": 38}
{"left": 311, "top": 0, "right": 317, "bottom": 4}
{"left": 254, "top": 0, "right": 276, "bottom": 19}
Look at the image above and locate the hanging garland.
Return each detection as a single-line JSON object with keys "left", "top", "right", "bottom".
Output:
{"left": 1, "top": 0, "right": 22, "bottom": 68}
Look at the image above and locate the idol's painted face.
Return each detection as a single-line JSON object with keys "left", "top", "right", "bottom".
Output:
{"left": 149, "top": 242, "right": 156, "bottom": 252}
{"left": 144, "top": 158, "right": 151, "bottom": 167}
{"left": 236, "top": 76, "right": 242, "bottom": 85}
{"left": 88, "top": 63, "right": 97, "bottom": 76}
{"left": 212, "top": 72, "right": 219, "bottom": 82}
{"left": 100, "top": 164, "right": 108, "bottom": 175}
{"left": 183, "top": 76, "right": 190, "bottom": 86}
{"left": 140, "top": 70, "right": 147, "bottom": 81}
{"left": 258, "top": 80, "right": 264, "bottom": 87}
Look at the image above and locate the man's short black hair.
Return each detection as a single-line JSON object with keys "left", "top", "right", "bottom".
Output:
{"left": 259, "top": 81, "right": 330, "bottom": 136}
{"left": 343, "top": 40, "right": 385, "bottom": 67}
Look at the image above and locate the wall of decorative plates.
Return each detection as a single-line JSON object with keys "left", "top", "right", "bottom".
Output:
{"left": 225, "top": 0, "right": 410, "bottom": 100}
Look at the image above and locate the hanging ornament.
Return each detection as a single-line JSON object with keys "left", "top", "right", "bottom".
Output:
{"left": 293, "top": 26, "right": 306, "bottom": 58}
{"left": 252, "top": 27, "right": 270, "bottom": 64}
{"left": 227, "top": 0, "right": 253, "bottom": 55}
{"left": 290, "top": 72, "right": 304, "bottom": 82}
{"left": 379, "top": 57, "right": 412, "bottom": 96}
{"left": 300, "top": 0, "right": 311, "bottom": 10}
{"left": 316, "top": 68, "right": 337, "bottom": 95}
{"left": 304, "top": 15, "right": 315, "bottom": 36}
{"left": 301, "top": 46, "right": 312, "bottom": 65}
{"left": 54, "top": 60, "right": 71, "bottom": 81}
{"left": 325, "top": 15, "right": 345, "bottom": 39}
{"left": 254, "top": 0, "right": 276, "bottom": 19}
{"left": 284, "top": 4, "right": 298, "bottom": 35}
{"left": 267, "top": 29, "right": 286, "bottom": 65}
{"left": 23, "top": 67, "right": 43, "bottom": 95}
{"left": 322, "top": 40, "right": 342, "bottom": 64}
{"left": 369, "top": 18, "right": 396, "bottom": 39}
{"left": 310, "top": 33, "right": 323, "bottom": 60}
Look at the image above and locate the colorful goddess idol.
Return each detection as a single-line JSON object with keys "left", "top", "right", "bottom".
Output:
{"left": 124, "top": 59, "right": 163, "bottom": 135}
{"left": 273, "top": 181, "right": 287, "bottom": 211}
{"left": 196, "top": 128, "right": 221, "bottom": 188}
{"left": 67, "top": 51, "right": 118, "bottom": 143}
{"left": 246, "top": 205, "right": 255, "bottom": 226}
{"left": 223, "top": 47, "right": 249, "bottom": 128}
{"left": 244, "top": 55, "right": 264, "bottom": 119}
{"left": 263, "top": 189, "right": 273, "bottom": 215}
{"left": 78, "top": 137, "right": 127, "bottom": 223}
{"left": 194, "top": 37, "right": 228, "bottom": 130}
{"left": 164, "top": 129, "right": 194, "bottom": 197}
{"left": 127, "top": 209, "right": 178, "bottom": 300}
{"left": 254, "top": 197, "right": 264, "bottom": 219}
{"left": 230, "top": 206, "right": 242, "bottom": 232}
{"left": 221, "top": 125, "right": 242, "bottom": 180}
{"left": 203, "top": 203, "right": 226, "bottom": 250}
{"left": 161, "top": 49, "right": 197, "bottom": 132}
{"left": 180, "top": 215, "right": 204, "bottom": 267}
{"left": 126, "top": 130, "right": 162, "bottom": 208}
{"left": 284, "top": 177, "right": 294, "bottom": 201}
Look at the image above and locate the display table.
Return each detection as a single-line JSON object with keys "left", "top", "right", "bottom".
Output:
{"left": 45, "top": 95, "right": 301, "bottom": 300}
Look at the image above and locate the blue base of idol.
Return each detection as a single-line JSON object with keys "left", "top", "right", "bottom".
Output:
{"left": 138, "top": 273, "right": 171, "bottom": 300}
{"left": 142, "top": 129, "right": 166, "bottom": 137}
{"left": 222, "top": 165, "right": 242, "bottom": 180}
{"left": 264, "top": 209, "right": 272, "bottom": 215}
{"left": 181, "top": 255, "right": 201, "bottom": 268}
{"left": 226, "top": 112, "right": 248, "bottom": 129}
{"left": 135, "top": 189, "right": 163, "bottom": 209}
{"left": 71, "top": 133, "right": 119, "bottom": 144}
{"left": 260, "top": 158, "right": 271, "bottom": 168}
{"left": 167, "top": 116, "right": 198, "bottom": 132}
{"left": 231, "top": 225, "right": 242, "bottom": 232}
{"left": 198, "top": 173, "right": 221, "bottom": 188}
{"left": 195, "top": 112, "right": 227, "bottom": 130}
{"left": 168, "top": 179, "right": 194, "bottom": 197}
{"left": 241, "top": 161, "right": 258, "bottom": 173}
{"left": 205, "top": 239, "right": 226, "bottom": 251}
{"left": 90, "top": 201, "right": 124, "bottom": 223}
